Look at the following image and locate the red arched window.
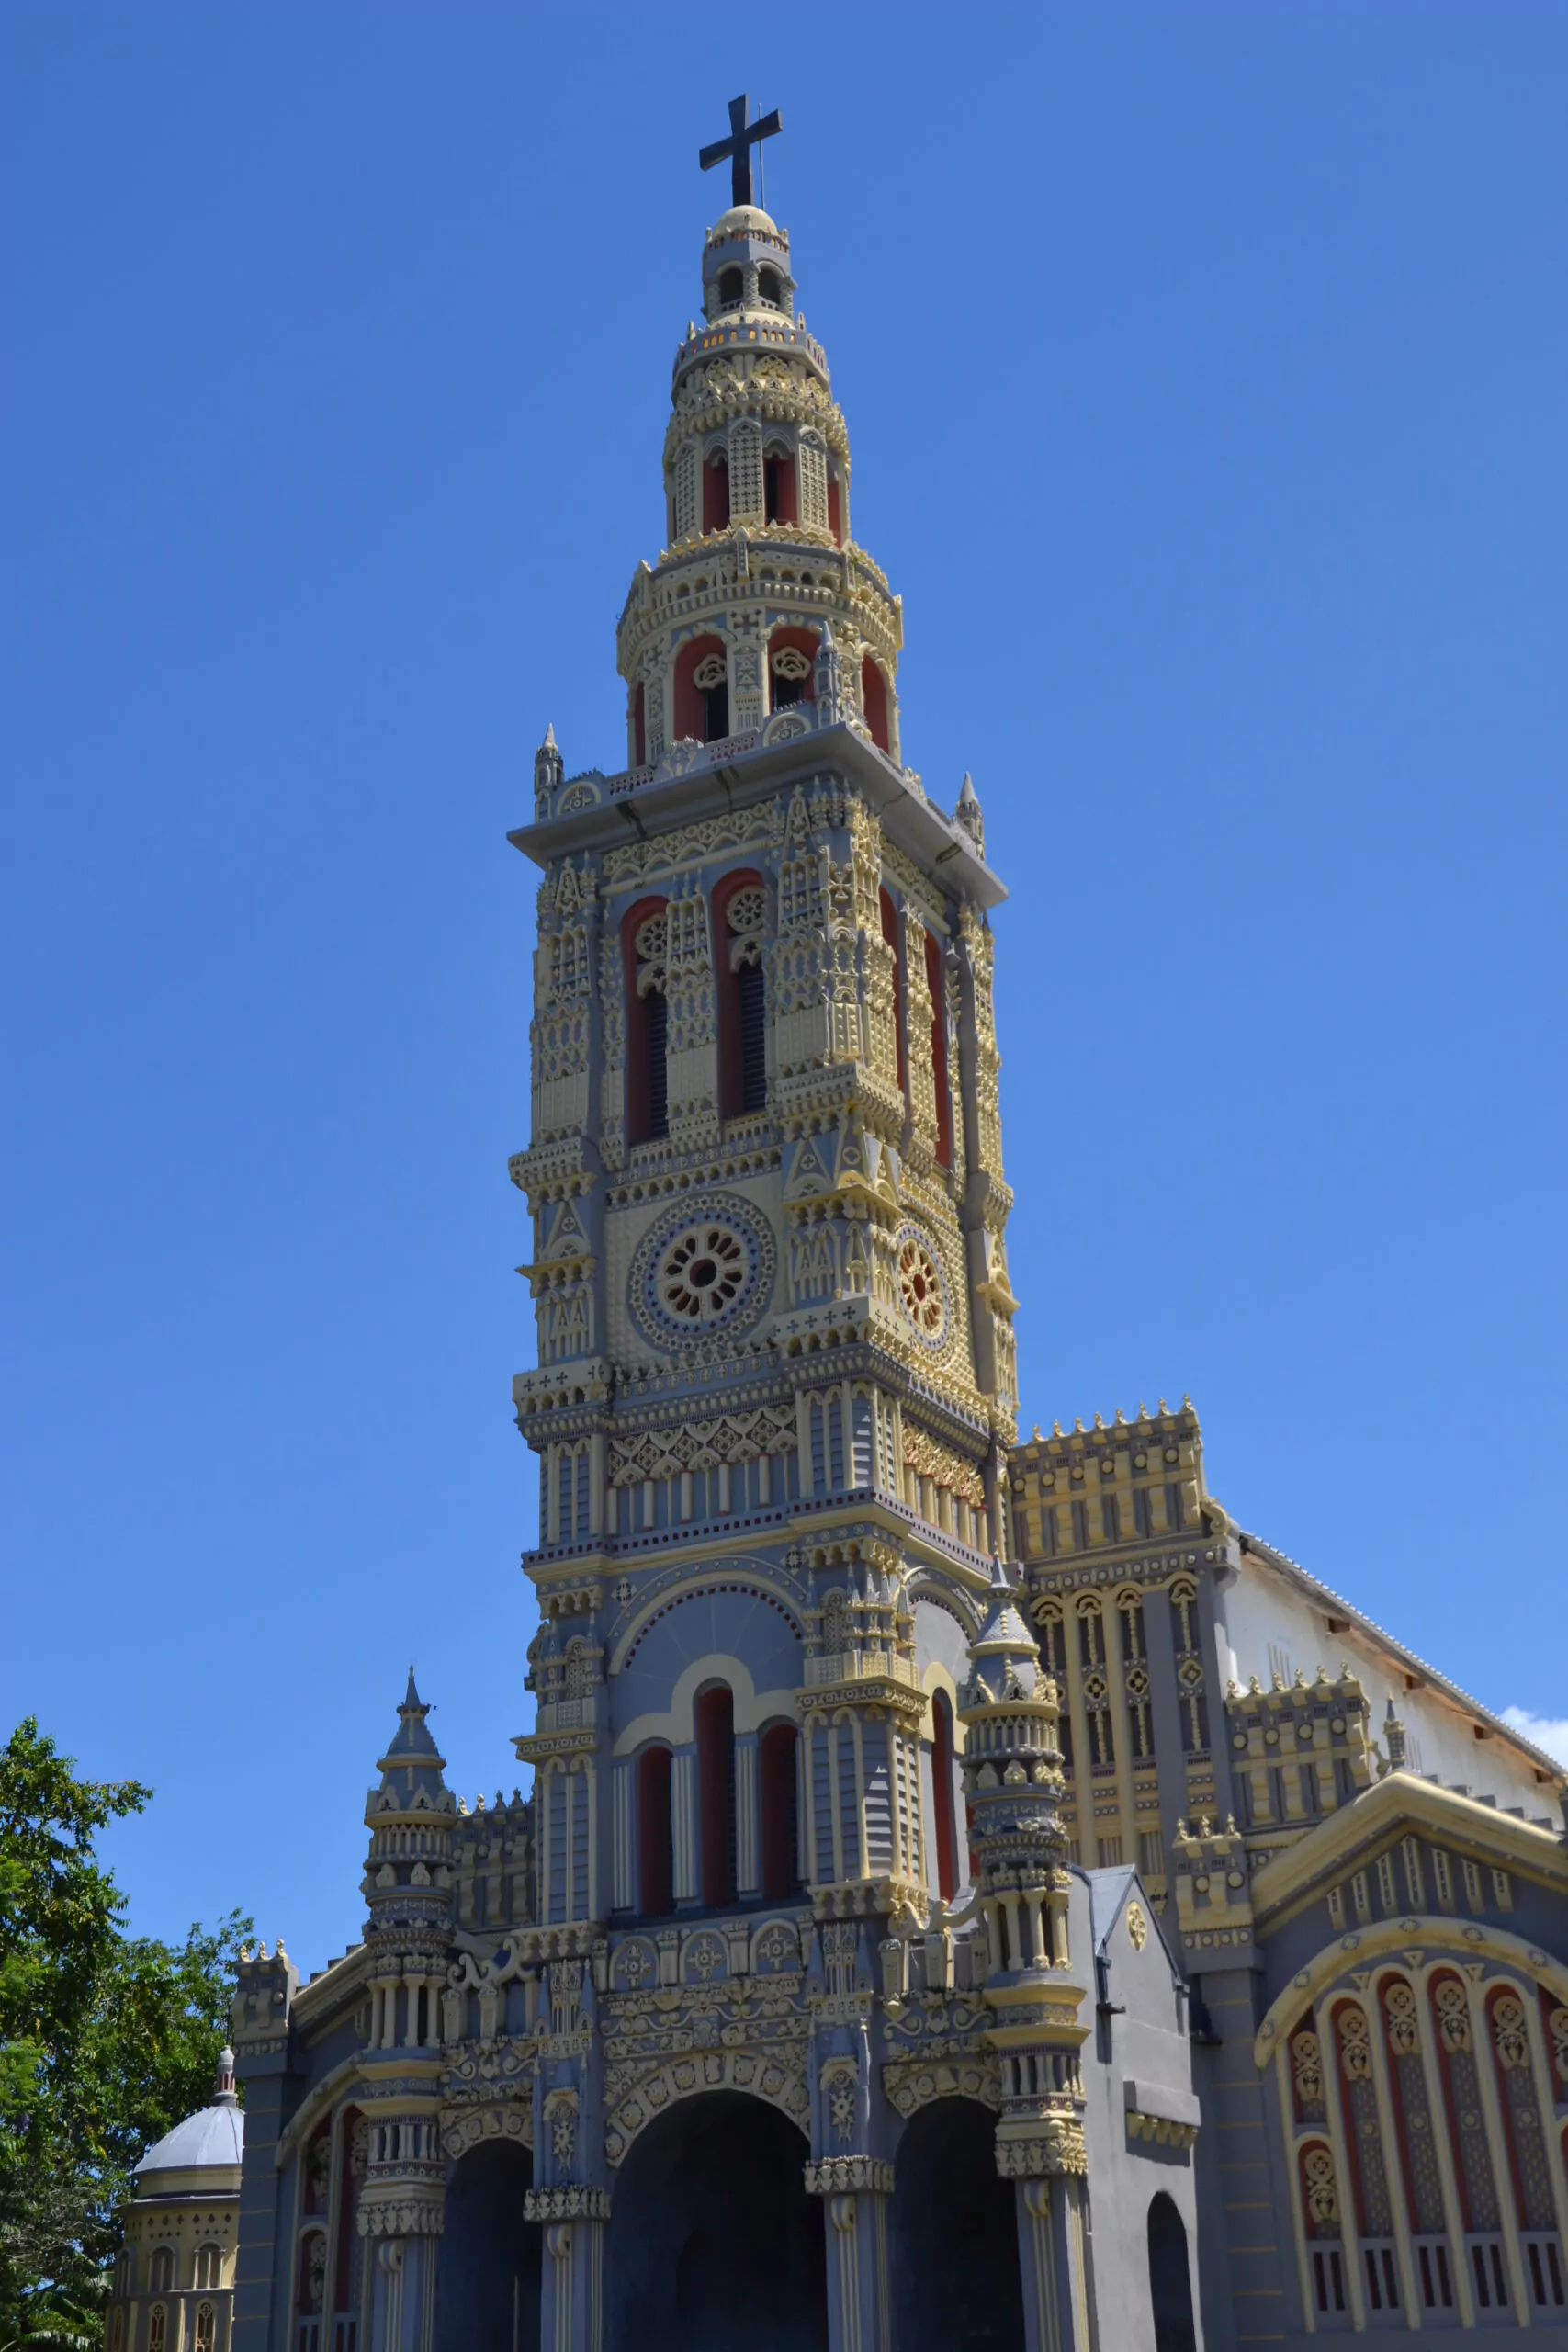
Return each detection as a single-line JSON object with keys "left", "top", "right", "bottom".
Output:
{"left": 759, "top": 1723, "right": 798, "bottom": 1901}
{"left": 695, "top": 1683, "right": 737, "bottom": 1907}
{"left": 637, "top": 1746, "right": 673, "bottom": 1917}
{"left": 764, "top": 444, "right": 797, "bottom": 525}
{"left": 622, "top": 896, "right": 669, "bottom": 1143}
{"left": 931, "top": 1689, "right": 959, "bottom": 1902}
{"left": 767, "top": 625, "right": 818, "bottom": 713}
{"left": 632, "top": 682, "right": 646, "bottom": 768}
{"left": 924, "top": 929, "right": 953, "bottom": 1169}
{"left": 334, "top": 2106, "right": 363, "bottom": 2305}
{"left": 879, "top": 887, "right": 907, "bottom": 1091}
{"left": 674, "top": 635, "right": 728, "bottom": 744}
{"left": 712, "top": 869, "right": 766, "bottom": 1120}
{"left": 861, "top": 655, "right": 891, "bottom": 752}
{"left": 828, "top": 464, "right": 843, "bottom": 545}
{"left": 703, "top": 452, "right": 730, "bottom": 534}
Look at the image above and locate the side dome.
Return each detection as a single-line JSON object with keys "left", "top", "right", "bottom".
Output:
{"left": 135, "top": 2045, "right": 244, "bottom": 2177}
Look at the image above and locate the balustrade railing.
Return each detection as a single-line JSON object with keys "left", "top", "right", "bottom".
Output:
{"left": 1466, "top": 2234, "right": 1510, "bottom": 2314}
{"left": 1522, "top": 2233, "right": 1565, "bottom": 2312}
{"left": 1359, "top": 2238, "right": 1402, "bottom": 2317}
{"left": 1412, "top": 2234, "right": 1456, "bottom": 2315}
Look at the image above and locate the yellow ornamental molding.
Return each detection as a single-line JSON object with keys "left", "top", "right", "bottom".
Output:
{"left": 1252, "top": 1915, "right": 1568, "bottom": 2066}
{"left": 995, "top": 2118, "right": 1089, "bottom": 2178}
{"left": 883, "top": 2056, "right": 999, "bottom": 2119}
{"left": 604, "top": 2046, "right": 808, "bottom": 2165}
{"left": 440, "top": 2099, "right": 533, "bottom": 2163}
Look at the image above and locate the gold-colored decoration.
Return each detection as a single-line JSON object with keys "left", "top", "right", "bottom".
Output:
{"left": 1125, "top": 1901, "right": 1148, "bottom": 1952}
{"left": 1491, "top": 1992, "right": 1529, "bottom": 2071}
{"left": 1303, "top": 2144, "right": 1338, "bottom": 2229}
{"left": 1337, "top": 2006, "right": 1372, "bottom": 2081}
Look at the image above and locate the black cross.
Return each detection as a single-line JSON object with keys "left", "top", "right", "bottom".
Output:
{"left": 699, "top": 94, "right": 783, "bottom": 211}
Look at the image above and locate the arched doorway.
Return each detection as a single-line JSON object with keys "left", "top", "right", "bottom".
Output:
{"left": 1147, "top": 2193, "right": 1197, "bottom": 2352}
{"left": 433, "top": 2140, "right": 539, "bottom": 2352}
{"left": 605, "top": 2091, "right": 826, "bottom": 2351}
{"left": 892, "top": 2098, "right": 1023, "bottom": 2349}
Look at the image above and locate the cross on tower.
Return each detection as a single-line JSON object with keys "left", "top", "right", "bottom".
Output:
{"left": 698, "top": 94, "right": 783, "bottom": 212}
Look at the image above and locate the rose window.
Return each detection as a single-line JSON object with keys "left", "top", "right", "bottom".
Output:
{"left": 656, "top": 1224, "right": 749, "bottom": 1323}
{"left": 726, "top": 886, "right": 765, "bottom": 938}
{"left": 896, "top": 1229, "right": 946, "bottom": 1342}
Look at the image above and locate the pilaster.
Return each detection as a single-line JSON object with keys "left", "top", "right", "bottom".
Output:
{"left": 805, "top": 2161, "right": 894, "bottom": 2352}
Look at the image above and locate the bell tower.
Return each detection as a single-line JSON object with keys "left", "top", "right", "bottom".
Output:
{"left": 508, "top": 90, "right": 1018, "bottom": 2005}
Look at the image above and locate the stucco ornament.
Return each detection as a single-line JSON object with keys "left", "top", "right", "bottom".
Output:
{"left": 628, "top": 1191, "right": 776, "bottom": 1350}
{"left": 894, "top": 1225, "right": 948, "bottom": 1347}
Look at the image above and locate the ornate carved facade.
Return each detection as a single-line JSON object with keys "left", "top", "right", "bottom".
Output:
{"left": 128, "top": 114, "right": 1568, "bottom": 2352}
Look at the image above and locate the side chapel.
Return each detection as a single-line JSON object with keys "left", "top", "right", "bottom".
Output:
{"left": 108, "top": 98, "right": 1568, "bottom": 2352}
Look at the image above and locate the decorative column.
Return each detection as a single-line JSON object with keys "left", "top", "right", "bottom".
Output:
{"left": 805, "top": 2160, "right": 893, "bottom": 2352}
{"left": 524, "top": 1942, "right": 610, "bottom": 2352}
{"left": 958, "top": 1556, "right": 1092, "bottom": 2352}
{"left": 805, "top": 1921, "right": 896, "bottom": 2352}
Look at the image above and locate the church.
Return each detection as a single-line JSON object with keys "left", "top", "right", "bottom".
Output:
{"left": 106, "top": 99, "right": 1568, "bottom": 2352}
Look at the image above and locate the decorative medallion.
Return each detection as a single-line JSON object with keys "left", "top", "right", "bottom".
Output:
{"left": 628, "top": 1192, "right": 776, "bottom": 1351}
{"left": 1126, "top": 1901, "right": 1148, "bottom": 1952}
{"left": 893, "top": 1224, "right": 949, "bottom": 1348}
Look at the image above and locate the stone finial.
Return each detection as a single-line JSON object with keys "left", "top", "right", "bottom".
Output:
{"left": 953, "top": 771, "right": 985, "bottom": 855}
{"left": 1381, "top": 1697, "right": 1408, "bottom": 1775}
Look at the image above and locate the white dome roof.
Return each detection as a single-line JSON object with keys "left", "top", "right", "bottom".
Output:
{"left": 136, "top": 2098, "right": 243, "bottom": 2177}
{"left": 710, "top": 205, "right": 778, "bottom": 237}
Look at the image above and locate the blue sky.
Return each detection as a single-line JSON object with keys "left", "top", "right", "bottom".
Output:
{"left": 4, "top": 4, "right": 1564, "bottom": 1973}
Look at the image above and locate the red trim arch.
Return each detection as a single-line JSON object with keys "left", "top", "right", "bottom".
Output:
{"left": 712, "top": 866, "right": 766, "bottom": 1119}
{"left": 673, "top": 634, "right": 728, "bottom": 743}
{"left": 621, "top": 895, "right": 668, "bottom": 1145}
{"left": 861, "top": 655, "right": 891, "bottom": 752}
{"left": 767, "top": 624, "right": 819, "bottom": 713}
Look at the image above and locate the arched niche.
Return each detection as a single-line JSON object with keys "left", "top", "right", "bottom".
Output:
{"left": 891, "top": 2097, "right": 1023, "bottom": 2349}
{"left": 433, "top": 2139, "right": 539, "bottom": 2352}
{"left": 604, "top": 2090, "right": 825, "bottom": 2352}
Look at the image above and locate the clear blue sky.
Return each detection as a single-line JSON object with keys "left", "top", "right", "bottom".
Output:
{"left": 4, "top": 5, "right": 1564, "bottom": 1974}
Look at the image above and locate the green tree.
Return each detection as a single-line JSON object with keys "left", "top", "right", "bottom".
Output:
{"left": 0, "top": 1720, "right": 250, "bottom": 2347}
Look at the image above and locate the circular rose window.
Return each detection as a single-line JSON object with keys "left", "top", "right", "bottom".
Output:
{"left": 627, "top": 1191, "right": 776, "bottom": 1351}
{"left": 657, "top": 1224, "right": 748, "bottom": 1323}
{"left": 895, "top": 1226, "right": 948, "bottom": 1346}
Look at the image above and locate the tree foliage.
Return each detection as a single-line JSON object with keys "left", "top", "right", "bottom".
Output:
{"left": 0, "top": 1720, "right": 250, "bottom": 2346}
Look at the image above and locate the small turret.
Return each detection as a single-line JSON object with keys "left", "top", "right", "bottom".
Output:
{"left": 961, "top": 1557, "right": 1090, "bottom": 2188}
{"left": 1380, "top": 1695, "right": 1409, "bottom": 1776}
{"left": 954, "top": 773, "right": 985, "bottom": 856}
{"left": 534, "top": 723, "right": 564, "bottom": 819}
{"left": 361, "top": 1668, "right": 456, "bottom": 1936}
{"left": 960, "top": 1555, "right": 1070, "bottom": 1974}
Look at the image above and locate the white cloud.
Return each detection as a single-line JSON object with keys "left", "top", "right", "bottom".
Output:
{"left": 1501, "top": 1706, "right": 1568, "bottom": 1768}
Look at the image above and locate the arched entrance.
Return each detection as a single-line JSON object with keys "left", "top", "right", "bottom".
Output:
{"left": 1147, "top": 2193, "right": 1197, "bottom": 2352}
{"left": 605, "top": 2091, "right": 826, "bottom": 2351}
{"left": 892, "top": 2098, "right": 1023, "bottom": 2349}
{"left": 433, "top": 2140, "right": 539, "bottom": 2352}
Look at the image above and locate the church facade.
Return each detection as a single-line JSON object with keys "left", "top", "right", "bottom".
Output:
{"left": 114, "top": 112, "right": 1568, "bottom": 2352}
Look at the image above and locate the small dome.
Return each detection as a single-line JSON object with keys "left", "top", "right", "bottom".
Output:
{"left": 710, "top": 205, "right": 778, "bottom": 238}
{"left": 136, "top": 2099, "right": 243, "bottom": 2177}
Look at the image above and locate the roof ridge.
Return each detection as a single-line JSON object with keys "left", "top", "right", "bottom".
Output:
{"left": 1239, "top": 1529, "right": 1565, "bottom": 1783}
